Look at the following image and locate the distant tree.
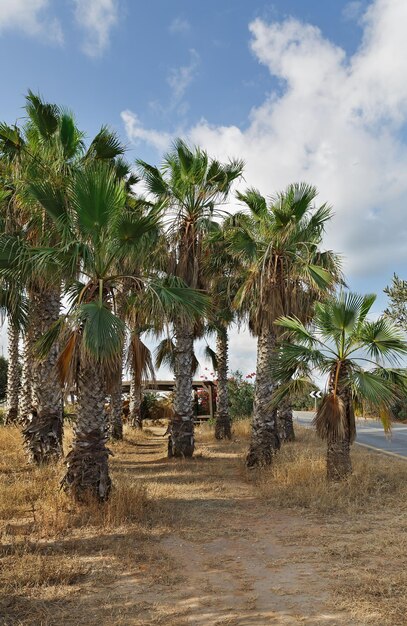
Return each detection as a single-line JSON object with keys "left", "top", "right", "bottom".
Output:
{"left": 384, "top": 274, "right": 407, "bottom": 327}
{"left": 289, "top": 382, "right": 320, "bottom": 411}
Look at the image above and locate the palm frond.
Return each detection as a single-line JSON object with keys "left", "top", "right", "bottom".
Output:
{"left": 136, "top": 159, "right": 168, "bottom": 196}
{"left": 268, "top": 376, "right": 314, "bottom": 409}
{"left": 127, "top": 333, "right": 155, "bottom": 384}
{"left": 59, "top": 112, "right": 84, "bottom": 159}
{"left": 79, "top": 302, "right": 125, "bottom": 365}
{"left": 25, "top": 90, "right": 59, "bottom": 139}
{"left": 359, "top": 318, "right": 407, "bottom": 364}
{"left": 86, "top": 126, "right": 125, "bottom": 160}
{"left": 35, "top": 316, "right": 66, "bottom": 359}
{"left": 29, "top": 180, "right": 68, "bottom": 230}
{"left": 155, "top": 337, "right": 176, "bottom": 372}
{"left": 236, "top": 188, "right": 268, "bottom": 219}
{"left": 274, "top": 316, "right": 316, "bottom": 345}
{"left": 70, "top": 162, "right": 126, "bottom": 237}
{"left": 145, "top": 276, "right": 210, "bottom": 323}
{"left": 204, "top": 345, "right": 218, "bottom": 372}
{"left": 351, "top": 368, "right": 402, "bottom": 409}
{"left": 313, "top": 394, "right": 348, "bottom": 441}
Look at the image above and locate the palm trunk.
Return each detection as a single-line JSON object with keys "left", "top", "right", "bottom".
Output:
{"left": 18, "top": 321, "right": 34, "bottom": 424}
{"left": 5, "top": 322, "right": 20, "bottom": 424}
{"left": 168, "top": 320, "right": 194, "bottom": 458}
{"left": 277, "top": 397, "right": 295, "bottom": 442}
{"left": 246, "top": 326, "right": 280, "bottom": 467}
{"left": 22, "top": 287, "right": 63, "bottom": 464}
{"left": 214, "top": 329, "right": 231, "bottom": 440}
{"left": 110, "top": 364, "right": 123, "bottom": 440}
{"left": 129, "top": 376, "right": 142, "bottom": 429}
{"left": 63, "top": 360, "right": 111, "bottom": 501}
{"left": 326, "top": 369, "right": 354, "bottom": 480}
{"left": 327, "top": 438, "right": 352, "bottom": 480}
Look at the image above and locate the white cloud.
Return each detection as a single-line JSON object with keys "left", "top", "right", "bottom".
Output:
{"left": 0, "top": 0, "right": 63, "bottom": 44}
{"left": 342, "top": 1, "right": 364, "bottom": 21}
{"left": 73, "top": 0, "right": 118, "bottom": 57}
{"left": 122, "top": 0, "right": 407, "bottom": 373}
{"left": 167, "top": 48, "right": 200, "bottom": 104}
{"left": 121, "top": 110, "right": 172, "bottom": 152}
{"left": 169, "top": 17, "right": 190, "bottom": 34}
{"left": 123, "top": 0, "right": 407, "bottom": 278}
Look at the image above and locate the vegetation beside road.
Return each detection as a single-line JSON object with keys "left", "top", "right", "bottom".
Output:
{"left": 1, "top": 421, "right": 407, "bottom": 625}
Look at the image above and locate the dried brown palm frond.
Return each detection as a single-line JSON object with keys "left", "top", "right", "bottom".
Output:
{"left": 57, "top": 331, "right": 80, "bottom": 388}
{"left": 313, "top": 394, "right": 347, "bottom": 442}
{"left": 127, "top": 333, "right": 155, "bottom": 386}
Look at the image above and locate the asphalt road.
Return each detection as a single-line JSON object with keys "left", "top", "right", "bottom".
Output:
{"left": 294, "top": 410, "right": 407, "bottom": 459}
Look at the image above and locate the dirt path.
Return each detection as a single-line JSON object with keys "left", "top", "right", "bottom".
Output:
{"left": 87, "top": 427, "right": 355, "bottom": 626}
{"left": 2, "top": 426, "right": 359, "bottom": 626}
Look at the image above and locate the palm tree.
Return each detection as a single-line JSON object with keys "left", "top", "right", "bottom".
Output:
{"left": 0, "top": 92, "right": 85, "bottom": 461}
{"left": 0, "top": 92, "right": 130, "bottom": 462}
{"left": 5, "top": 321, "right": 20, "bottom": 422}
{"left": 111, "top": 195, "right": 163, "bottom": 435}
{"left": 231, "top": 184, "right": 341, "bottom": 467}
{"left": 127, "top": 329, "right": 155, "bottom": 429}
{"left": 33, "top": 161, "right": 207, "bottom": 500}
{"left": 203, "top": 221, "right": 243, "bottom": 440}
{"left": 0, "top": 286, "right": 27, "bottom": 424}
{"left": 273, "top": 292, "right": 407, "bottom": 479}
{"left": 204, "top": 325, "right": 231, "bottom": 439}
{"left": 137, "top": 139, "right": 243, "bottom": 457}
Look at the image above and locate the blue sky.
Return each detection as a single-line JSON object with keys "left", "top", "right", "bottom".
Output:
{"left": 1, "top": 1, "right": 368, "bottom": 146}
{"left": 1, "top": 0, "right": 407, "bottom": 374}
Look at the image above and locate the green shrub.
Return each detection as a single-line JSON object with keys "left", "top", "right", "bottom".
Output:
{"left": 227, "top": 370, "right": 254, "bottom": 420}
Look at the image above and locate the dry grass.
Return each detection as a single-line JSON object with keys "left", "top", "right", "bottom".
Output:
{"left": 254, "top": 425, "right": 407, "bottom": 625}
{"left": 2, "top": 419, "right": 407, "bottom": 625}
{"left": 0, "top": 426, "right": 151, "bottom": 533}
{"left": 1, "top": 546, "right": 88, "bottom": 592}
{"left": 256, "top": 426, "right": 407, "bottom": 514}
{"left": 0, "top": 424, "right": 165, "bottom": 626}
{"left": 197, "top": 417, "right": 251, "bottom": 443}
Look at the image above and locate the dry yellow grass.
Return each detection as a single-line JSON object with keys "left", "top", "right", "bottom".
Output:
{"left": 0, "top": 426, "right": 150, "bottom": 536}
{"left": 256, "top": 425, "right": 407, "bottom": 514}
{"left": 1, "top": 419, "right": 407, "bottom": 625}
{"left": 254, "top": 426, "right": 407, "bottom": 625}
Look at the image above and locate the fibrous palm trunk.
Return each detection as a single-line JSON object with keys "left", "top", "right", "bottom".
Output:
{"left": 18, "top": 321, "right": 34, "bottom": 424}
{"left": 168, "top": 320, "right": 195, "bottom": 458}
{"left": 214, "top": 329, "right": 231, "bottom": 440}
{"left": 277, "top": 397, "right": 295, "bottom": 442}
{"left": 22, "top": 287, "right": 63, "bottom": 464}
{"left": 327, "top": 437, "right": 352, "bottom": 480}
{"left": 109, "top": 374, "right": 123, "bottom": 440}
{"left": 5, "top": 322, "right": 20, "bottom": 424}
{"left": 246, "top": 326, "right": 280, "bottom": 467}
{"left": 129, "top": 376, "right": 142, "bottom": 429}
{"left": 63, "top": 360, "right": 111, "bottom": 501}
{"left": 326, "top": 372, "right": 354, "bottom": 480}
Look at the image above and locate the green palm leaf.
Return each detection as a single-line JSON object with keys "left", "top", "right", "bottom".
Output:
{"left": 86, "top": 126, "right": 125, "bottom": 160}
{"left": 70, "top": 162, "right": 126, "bottom": 236}
{"left": 80, "top": 302, "right": 125, "bottom": 364}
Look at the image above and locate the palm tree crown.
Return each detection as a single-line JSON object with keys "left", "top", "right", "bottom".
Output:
{"left": 232, "top": 183, "right": 341, "bottom": 332}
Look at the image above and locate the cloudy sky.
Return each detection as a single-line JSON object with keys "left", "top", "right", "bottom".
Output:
{"left": 1, "top": 0, "right": 406, "bottom": 377}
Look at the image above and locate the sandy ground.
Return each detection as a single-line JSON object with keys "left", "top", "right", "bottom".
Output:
{"left": 79, "top": 428, "right": 355, "bottom": 626}
{"left": 2, "top": 426, "right": 360, "bottom": 626}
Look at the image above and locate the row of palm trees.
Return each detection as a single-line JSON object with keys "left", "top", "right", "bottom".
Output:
{"left": 1, "top": 92, "right": 406, "bottom": 501}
